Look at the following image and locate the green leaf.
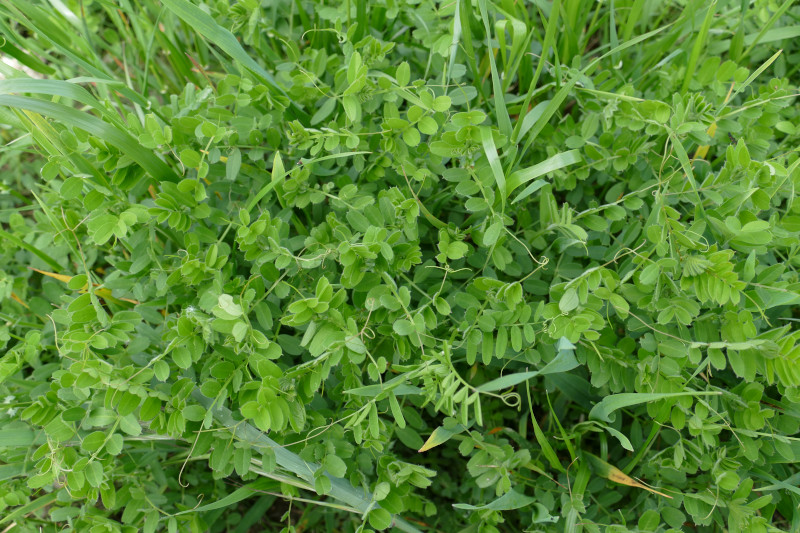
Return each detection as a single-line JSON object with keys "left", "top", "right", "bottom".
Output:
{"left": 432, "top": 95, "right": 451, "bottom": 112}
{"left": 81, "top": 431, "right": 106, "bottom": 452}
{"left": 180, "top": 148, "right": 201, "bottom": 168}
{"left": 0, "top": 428, "right": 36, "bottom": 448}
{"left": 483, "top": 220, "right": 503, "bottom": 246}
{"left": 447, "top": 241, "right": 469, "bottom": 259}
{"left": 403, "top": 126, "right": 420, "bottom": 147}
{"left": 589, "top": 391, "right": 722, "bottom": 423}
{"left": 183, "top": 404, "right": 206, "bottom": 421}
{"left": 393, "top": 319, "right": 414, "bottom": 336}
{"left": 173, "top": 479, "right": 277, "bottom": 515}
{"left": 160, "top": 0, "right": 296, "bottom": 109}
{"left": 507, "top": 150, "right": 582, "bottom": 200}
{"left": 325, "top": 454, "right": 347, "bottom": 478}
{"left": 453, "top": 489, "right": 536, "bottom": 511}
{"left": 217, "top": 294, "right": 243, "bottom": 318}
{"left": 172, "top": 347, "right": 192, "bottom": 369}
{"left": 434, "top": 296, "right": 451, "bottom": 315}
{"left": 477, "top": 0, "right": 511, "bottom": 137}
{"left": 480, "top": 126, "right": 506, "bottom": 209}
{"left": 388, "top": 392, "right": 406, "bottom": 429}
{"left": 342, "top": 95, "right": 360, "bottom": 122}
{"left": 418, "top": 423, "right": 466, "bottom": 453}
{"left": 140, "top": 397, "right": 161, "bottom": 421}
{"left": 0, "top": 493, "right": 58, "bottom": 526}
{"left": 0, "top": 95, "right": 177, "bottom": 183}
{"left": 119, "top": 414, "right": 142, "bottom": 436}
{"left": 477, "top": 343, "right": 579, "bottom": 392}
{"left": 226, "top": 148, "right": 242, "bottom": 181}
{"left": 87, "top": 214, "right": 119, "bottom": 245}
{"left": 368, "top": 508, "right": 393, "bottom": 530}
{"left": 347, "top": 52, "right": 362, "bottom": 85}
{"left": 559, "top": 288, "right": 579, "bottom": 313}
{"left": 314, "top": 474, "right": 332, "bottom": 495}
{"left": 105, "top": 433, "right": 124, "bottom": 455}
{"left": 396, "top": 62, "right": 410, "bottom": 86}
{"left": 311, "top": 97, "right": 337, "bottom": 125}
{"left": 417, "top": 116, "right": 438, "bottom": 135}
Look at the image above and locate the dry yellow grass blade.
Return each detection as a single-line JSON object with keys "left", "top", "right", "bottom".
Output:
{"left": 28, "top": 268, "right": 139, "bottom": 305}
{"left": 29, "top": 267, "right": 72, "bottom": 284}
{"left": 693, "top": 82, "right": 735, "bottom": 160}
{"left": 693, "top": 122, "right": 717, "bottom": 160}
{"left": 10, "top": 292, "right": 30, "bottom": 309}
{"left": 583, "top": 452, "right": 673, "bottom": 499}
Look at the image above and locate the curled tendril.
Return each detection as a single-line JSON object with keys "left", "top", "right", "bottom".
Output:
{"left": 681, "top": 229, "right": 711, "bottom": 252}
{"left": 612, "top": 240, "right": 648, "bottom": 263}
{"left": 300, "top": 28, "right": 343, "bottom": 42}
{"left": 500, "top": 391, "right": 521, "bottom": 408}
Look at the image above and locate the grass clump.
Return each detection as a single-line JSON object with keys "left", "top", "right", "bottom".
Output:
{"left": 1, "top": 0, "right": 799, "bottom": 532}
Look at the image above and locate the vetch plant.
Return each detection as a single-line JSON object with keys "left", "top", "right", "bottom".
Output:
{"left": 0, "top": 0, "right": 799, "bottom": 532}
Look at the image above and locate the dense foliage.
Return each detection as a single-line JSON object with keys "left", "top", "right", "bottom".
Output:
{"left": 1, "top": 0, "right": 799, "bottom": 531}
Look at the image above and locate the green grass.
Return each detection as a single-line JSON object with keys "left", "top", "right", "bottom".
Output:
{"left": 1, "top": 0, "right": 799, "bottom": 532}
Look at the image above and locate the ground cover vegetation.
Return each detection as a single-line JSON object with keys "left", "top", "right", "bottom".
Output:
{"left": 0, "top": 0, "right": 799, "bottom": 531}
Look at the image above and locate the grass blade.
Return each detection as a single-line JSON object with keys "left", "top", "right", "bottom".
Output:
{"left": 1, "top": 1, "right": 151, "bottom": 109}
{"left": 583, "top": 451, "right": 672, "bottom": 498}
{"left": 233, "top": 495, "right": 277, "bottom": 533}
{"left": 0, "top": 37, "right": 55, "bottom": 75}
{"left": 0, "top": 228, "right": 62, "bottom": 271}
{"left": 514, "top": 77, "right": 578, "bottom": 165}
{"left": 507, "top": 149, "right": 582, "bottom": 202}
{"left": 477, "top": 0, "right": 512, "bottom": 138}
{"left": 511, "top": 0, "right": 561, "bottom": 144}
{"left": 479, "top": 126, "right": 506, "bottom": 209}
{"left": 477, "top": 343, "right": 578, "bottom": 392}
{"left": 191, "top": 389, "right": 423, "bottom": 533}
{"left": 0, "top": 95, "right": 177, "bottom": 183}
{"left": 0, "top": 427, "right": 36, "bottom": 447}
{"left": 718, "top": 49, "right": 783, "bottom": 113}
{"left": 446, "top": 0, "right": 462, "bottom": 88}
{"left": 744, "top": 25, "right": 800, "bottom": 46}
{"left": 741, "top": 0, "right": 794, "bottom": 57}
{"left": 609, "top": 0, "right": 620, "bottom": 66}
{"left": 160, "top": 0, "right": 304, "bottom": 117}
{"left": 452, "top": 489, "right": 536, "bottom": 511}
{"left": 589, "top": 391, "right": 721, "bottom": 423}
{"left": 668, "top": 130, "right": 706, "bottom": 221}
{"left": 0, "top": 492, "right": 58, "bottom": 526}
{"left": 621, "top": 0, "right": 646, "bottom": 41}
{"left": 457, "top": 0, "right": 487, "bottom": 102}
{"left": 172, "top": 479, "right": 276, "bottom": 515}
{"left": 515, "top": 97, "right": 552, "bottom": 139}
{"left": 246, "top": 151, "right": 287, "bottom": 212}
{"left": 418, "top": 423, "right": 466, "bottom": 453}
{"left": 0, "top": 78, "right": 123, "bottom": 125}
{"left": 585, "top": 24, "right": 671, "bottom": 76}
{"left": 681, "top": 0, "right": 717, "bottom": 94}
{"left": 525, "top": 385, "right": 564, "bottom": 473}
